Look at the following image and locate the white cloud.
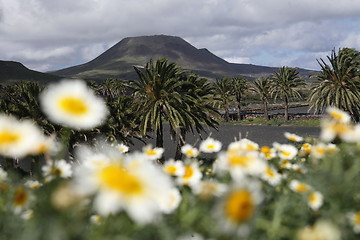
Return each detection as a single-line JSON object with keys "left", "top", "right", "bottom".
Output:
{"left": 0, "top": 0, "right": 359, "bottom": 71}
{"left": 223, "top": 56, "right": 251, "bottom": 64}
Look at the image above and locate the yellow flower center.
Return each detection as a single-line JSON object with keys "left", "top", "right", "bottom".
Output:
{"left": 260, "top": 146, "right": 271, "bottom": 153}
{"left": 245, "top": 144, "right": 256, "bottom": 151}
{"left": 229, "top": 154, "right": 252, "bottom": 167}
{"left": 0, "top": 131, "right": 20, "bottom": 145}
{"left": 59, "top": 97, "right": 88, "bottom": 115}
{"left": 183, "top": 165, "right": 194, "bottom": 180}
{"left": 355, "top": 212, "right": 360, "bottom": 225}
{"left": 333, "top": 123, "right": 350, "bottom": 133}
{"left": 329, "top": 111, "right": 345, "bottom": 121}
{"left": 164, "top": 165, "right": 177, "bottom": 175}
{"left": 288, "top": 136, "right": 298, "bottom": 141}
{"left": 308, "top": 192, "right": 317, "bottom": 203}
{"left": 99, "top": 165, "right": 143, "bottom": 195}
{"left": 295, "top": 183, "right": 310, "bottom": 193}
{"left": 281, "top": 151, "right": 292, "bottom": 158}
{"left": 146, "top": 149, "right": 157, "bottom": 155}
{"left": 302, "top": 144, "right": 311, "bottom": 152}
{"left": 225, "top": 190, "right": 255, "bottom": 223}
{"left": 206, "top": 144, "right": 215, "bottom": 150}
{"left": 50, "top": 167, "right": 62, "bottom": 176}
{"left": 185, "top": 149, "right": 194, "bottom": 156}
{"left": 13, "top": 187, "right": 29, "bottom": 207}
{"left": 265, "top": 167, "right": 276, "bottom": 178}
{"left": 315, "top": 148, "right": 326, "bottom": 155}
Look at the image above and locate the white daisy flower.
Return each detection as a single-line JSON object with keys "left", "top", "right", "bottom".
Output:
{"left": 158, "top": 188, "right": 182, "bottom": 214}
{"left": 163, "top": 159, "right": 185, "bottom": 177}
{"left": 116, "top": 143, "right": 129, "bottom": 153}
{"left": 42, "top": 159, "right": 72, "bottom": 181}
{"left": 284, "top": 132, "right": 304, "bottom": 142}
{"left": 192, "top": 179, "right": 227, "bottom": 199}
{"left": 228, "top": 139, "right": 259, "bottom": 152}
{"left": 21, "top": 209, "right": 34, "bottom": 220}
{"left": 308, "top": 191, "right": 323, "bottom": 211}
{"left": 215, "top": 150, "right": 266, "bottom": 179}
{"left": 90, "top": 215, "right": 102, "bottom": 225}
{"left": 326, "top": 143, "right": 338, "bottom": 153}
{"left": 280, "top": 159, "right": 293, "bottom": 169}
{"left": 0, "top": 115, "right": 44, "bottom": 159}
{"left": 310, "top": 143, "right": 329, "bottom": 159}
{"left": 75, "top": 145, "right": 112, "bottom": 170}
{"left": 289, "top": 180, "right": 311, "bottom": 194}
{"left": 177, "top": 162, "right": 202, "bottom": 187}
{"left": 297, "top": 220, "right": 341, "bottom": 240}
{"left": 31, "top": 135, "right": 60, "bottom": 156}
{"left": 142, "top": 145, "right": 164, "bottom": 161}
{"left": 259, "top": 146, "right": 276, "bottom": 160}
{"left": 292, "top": 164, "right": 307, "bottom": 174}
{"left": 199, "top": 137, "right": 222, "bottom": 153}
{"left": 215, "top": 180, "right": 263, "bottom": 236}
{"left": 300, "top": 143, "right": 312, "bottom": 155}
{"left": 73, "top": 151, "right": 175, "bottom": 224}
{"left": 326, "top": 106, "right": 351, "bottom": 123}
{"left": 273, "top": 143, "right": 298, "bottom": 160}
{"left": 261, "top": 166, "right": 282, "bottom": 186}
{"left": 24, "top": 180, "right": 43, "bottom": 189}
{"left": 40, "top": 79, "right": 108, "bottom": 130}
{"left": 347, "top": 211, "right": 360, "bottom": 233}
{"left": 181, "top": 144, "right": 200, "bottom": 158}
{"left": 320, "top": 119, "right": 355, "bottom": 142}
{"left": 12, "top": 186, "right": 32, "bottom": 214}
{"left": 0, "top": 167, "right": 7, "bottom": 182}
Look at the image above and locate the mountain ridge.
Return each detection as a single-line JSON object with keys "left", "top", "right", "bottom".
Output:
{"left": 0, "top": 60, "right": 61, "bottom": 83}
{"left": 51, "top": 35, "right": 316, "bottom": 81}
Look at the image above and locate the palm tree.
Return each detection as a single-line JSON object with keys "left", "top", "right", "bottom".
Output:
{"left": 231, "top": 77, "right": 248, "bottom": 120}
{"left": 250, "top": 77, "right": 272, "bottom": 120}
{"left": 131, "top": 58, "right": 188, "bottom": 150}
{"left": 174, "top": 74, "right": 219, "bottom": 159}
{"left": 212, "top": 77, "right": 233, "bottom": 122}
{"left": 309, "top": 48, "right": 360, "bottom": 120}
{"left": 270, "top": 67, "right": 305, "bottom": 120}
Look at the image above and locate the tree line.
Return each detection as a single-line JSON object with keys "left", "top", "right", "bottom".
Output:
{"left": 0, "top": 47, "right": 358, "bottom": 159}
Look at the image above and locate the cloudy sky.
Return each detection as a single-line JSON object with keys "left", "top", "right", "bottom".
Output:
{"left": 0, "top": 0, "right": 359, "bottom": 72}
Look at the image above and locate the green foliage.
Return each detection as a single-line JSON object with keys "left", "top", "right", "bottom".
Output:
{"left": 271, "top": 67, "right": 305, "bottom": 120}
{"left": 309, "top": 48, "right": 360, "bottom": 120}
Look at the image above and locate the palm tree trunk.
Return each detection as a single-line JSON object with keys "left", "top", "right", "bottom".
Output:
{"left": 264, "top": 100, "right": 269, "bottom": 120}
{"left": 236, "top": 102, "right": 241, "bottom": 120}
{"left": 175, "top": 127, "right": 186, "bottom": 160}
{"left": 156, "top": 117, "right": 164, "bottom": 148}
{"left": 284, "top": 96, "right": 289, "bottom": 120}
{"left": 224, "top": 100, "right": 230, "bottom": 122}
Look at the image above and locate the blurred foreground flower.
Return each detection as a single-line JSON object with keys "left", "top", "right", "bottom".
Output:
{"left": 142, "top": 144, "right": 164, "bottom": 161}
{"left": 42, "top": 159, "right": 73, "bottom": 182}
{"left": 40, "top": 79, "right": 108, "bottom": 130}
{"left": 0, "top": 114, "right": 44, "bottom": 158}
{"left": 215, "top": 181, "right": 263, "bottom": 236}
{"left": 199, "top": 137, "right": 222, "bottom": 153}
{"left": 284, "top": 132, "right": 304, "bottom": 142}
{"left": 73, "top": 148, "right": 175, "bottom": 224}
{"left": 347, "top": 211, "right": 360, "bottom": 233}
{"left": 297, "top": 220, "right": 341, "bottom": 240}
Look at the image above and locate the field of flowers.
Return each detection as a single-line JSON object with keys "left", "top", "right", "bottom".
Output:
{"left": 0, "top": 79, "right": 360, "bottom": 240}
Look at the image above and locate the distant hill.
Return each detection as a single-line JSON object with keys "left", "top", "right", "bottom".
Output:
{"left": 0, "top": 60, "right": 61, "bottom": 84}
{"left": 52, "top": 35, "right": 317, "bottom": 81}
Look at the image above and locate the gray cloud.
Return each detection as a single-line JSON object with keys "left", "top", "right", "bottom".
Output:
{"left": 0, "top": 0, "right": 359, "bottom": 71}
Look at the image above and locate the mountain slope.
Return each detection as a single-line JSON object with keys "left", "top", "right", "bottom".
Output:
{"left": 52, "top": 35, "right": 316, "bottom": 81}
{"left": 0, "top": 60, "right": 61, "bottom": 83}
